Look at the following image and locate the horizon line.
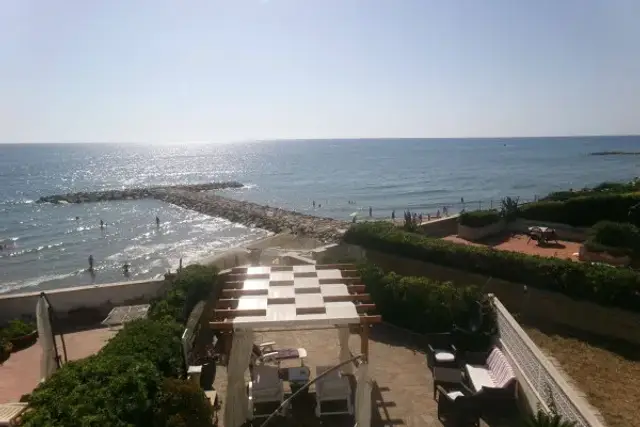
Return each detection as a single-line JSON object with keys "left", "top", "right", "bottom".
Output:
{"left": 1, "top": 133, "right": 639, "bottom": 145}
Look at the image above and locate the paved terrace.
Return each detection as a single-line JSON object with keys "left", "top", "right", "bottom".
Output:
{"left": 0, "top": 327, "right": 116, "bottom": 403}
{"left": 213, "top": 325, "right": 516, "bottom": 427}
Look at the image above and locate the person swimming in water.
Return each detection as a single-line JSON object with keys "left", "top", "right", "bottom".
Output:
{"left": 123, "top": 262, "right": 130, "bottom": 276}
{"left": 88, "top": 254, "right": 94, "bottom": 270}
{"left": 156, "top": 216, "right": 160, "bottom": 228}
{"left": 100, "top": 219, "right": 104, "bottom": 229}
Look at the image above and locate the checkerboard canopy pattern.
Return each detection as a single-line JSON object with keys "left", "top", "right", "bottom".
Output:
{"left": 222, "top": 265, "right": 362, "bottom": 329}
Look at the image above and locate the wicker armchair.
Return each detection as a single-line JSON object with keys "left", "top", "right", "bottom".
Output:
{"left": 436, "top": 384, "right": 481, "bottom": 426}
{"left": 426, "top": 332, "right": 458, "bottom": 370}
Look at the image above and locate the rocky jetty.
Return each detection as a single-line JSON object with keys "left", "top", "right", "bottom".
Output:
{"left": 158, "top": 190, "right": 349, "bottom": 242}
{"left": 36, "top": 182, "right": 243, "bottom": 204}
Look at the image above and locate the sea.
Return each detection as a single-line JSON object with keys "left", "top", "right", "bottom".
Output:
{"left": 1, "top": 136, "right": 639, "bottom": 294}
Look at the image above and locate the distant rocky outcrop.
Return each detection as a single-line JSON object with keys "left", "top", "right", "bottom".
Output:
{"left": 36, "top": 182, "right": 243, "bottom": 204}
{"left": 37, "top": 180, "right": 347, "bottom": 242}
{"left": 157, "top": 190, "right": 349, "bottom": 243}
{"left": 589, "top": 151, "right": 640, "bottom": 156}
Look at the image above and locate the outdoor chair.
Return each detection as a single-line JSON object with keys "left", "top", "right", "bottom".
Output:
{"left": 315, "top": 365, "right": 354, "bottom": 417}
{"left": 247, "top": 365, "right": 287, "bottom": 419}
{"left": 426, "top": 332, "right": 458, "bottom": 370}
{"left": 436, "top": 384, "right": 481, "bottom": 427}
{"left": 251, "top": 341, "right": 307, "bottom": 367}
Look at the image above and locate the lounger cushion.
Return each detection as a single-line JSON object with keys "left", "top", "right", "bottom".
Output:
{"left": 465, "top": 348, "right": 515, "bottom": 392}
{"left": 465, "top": 364, "right": 493, "bottom": 392}
{"left": 434, "top": 351, "right": 455, "bottom": 362}
{"left": 447, "top": 390, "right": 465, "bottom": 400}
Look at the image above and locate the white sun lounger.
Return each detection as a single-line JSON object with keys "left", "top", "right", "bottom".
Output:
{"left": 315, "top": 365, "right": 353, "bottom": 417}
{"left": 247, "top": 365, "right": 287, "bottom": 419}
{"left": 0, "top": 402, "right": 28, "bottom": 426}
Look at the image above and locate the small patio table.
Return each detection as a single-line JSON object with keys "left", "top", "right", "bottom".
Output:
{"left": 433, "top": 366, "right": 463, "bottom": 399}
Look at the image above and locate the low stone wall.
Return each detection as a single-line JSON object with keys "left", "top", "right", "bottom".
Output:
{"left": 0, "top": 279, "right": 166, "bottom": 321}
{"left": 418, "top": 215, "right": 459, "bottom": 237}
{"left": 578, "top": 245, "right": 631, "bottom": 266}
{"left": 36, "top": 182, "right": 243, "bottom": 204}
{"left": 457, "top": 220, "right": 505, "bottom": 241}
{"left": 158, "top": 190, "right": 349, "bottom": 242}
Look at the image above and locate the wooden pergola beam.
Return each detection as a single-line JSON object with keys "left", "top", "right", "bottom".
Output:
{"left": 209, "top": 314, "right": 382, "bottom": 330}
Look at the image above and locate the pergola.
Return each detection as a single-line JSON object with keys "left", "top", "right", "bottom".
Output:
{"left": 210, "top": 263, "right": 381, "bottom": 427}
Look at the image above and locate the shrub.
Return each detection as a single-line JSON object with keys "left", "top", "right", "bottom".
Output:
{"left": 519, "top": 192, "right": 640, "bottom": 227}
{"left": 542, "top": 181, "right": 640, "bottom": 202}
{"left": 23, "top": 355, "right": 162, "bottom": 427}
{"left": 343, "top": 222, "right": 640, "bottom": 312}
{"left": 100, "top": 318, "right": 185, "bottom": 378}
{"left": 584, "top": 221, "right": 640, "bottom": 257}
{"left": 153, "top": 378, "right": 213, "bottom": 427}
{"left": 149, "top": 264, "right": 220, "bottom": 324}
{"left": 629, "top": 202, "right": 640, "bottom": 227}
{"left": 357, "top": 263, "right": 496, "bottom": 335}
{"left": 1, "top": 319, "right": 36, "bottom": 339}
{"left": 459, "top": 210, "right": 501, "bottom": 228}
{"left": 22, "top": 263, "right": 220, "bottom": 427}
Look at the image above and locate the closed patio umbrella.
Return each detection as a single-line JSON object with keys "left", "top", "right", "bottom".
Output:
{"left": 36, "top": 293, "right": 58, "bottom": 381}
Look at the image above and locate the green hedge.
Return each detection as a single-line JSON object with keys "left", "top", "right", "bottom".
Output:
{"left": 343, "top": 222, "right": 640, "bottom": 312}
{"left": 584, "top": 221, "right": 640, "bottom": 257}
{"left": 100, "top": 319, "right": 185, "bottom": 378}
{"left": 24, "top": 354, "right": 162, "bottom": 427}
{"left": 149, "top": 264, "right": 221, "bottom": 324}
{"left": 519, "top": 192, "right": 640, "bottom": 227}
{"left": 23, "top": 264, "right": 218, "bottom": 427}
{"left": 542, "top": 181, "right": 640, "bottom": 202}
{"left": 458, "top": 210, "right": 502, "bottom": 228}
{"left": 357, "top": 263, "right": 496, "bottom": 336}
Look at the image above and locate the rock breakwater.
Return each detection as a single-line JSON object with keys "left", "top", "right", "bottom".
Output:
{"left": 158, "top": 190, "right": 349, "bottom": 242}
{"left": 36, "top": 182, "right": 243, "bottom": 204}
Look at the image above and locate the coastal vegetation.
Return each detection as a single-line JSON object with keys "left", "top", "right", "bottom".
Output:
{"left": 584, "top": 221, "right": 640, "bottom": 257}
{"left": 519, "top": 192, "right": 640, "bottom": 227}
{"left": 22, "top": 264, "right": 219, "bottom": 427}
{"left": 343, "top": 222, "right": 640, "bottom": 312}
{"left": 540, "top": 180, "right": 640, "bottom": 202}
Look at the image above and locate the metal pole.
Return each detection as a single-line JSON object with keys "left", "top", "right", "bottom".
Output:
{"left": 41, "top": 292, "right": 67, "bottom": 366}
{"left": 258, "top": 354, "right": 364, "bottom": 427}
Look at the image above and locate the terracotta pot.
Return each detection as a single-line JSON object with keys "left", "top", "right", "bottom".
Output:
{"left": 9, "top": 330, "right": 38, "bottom": 352}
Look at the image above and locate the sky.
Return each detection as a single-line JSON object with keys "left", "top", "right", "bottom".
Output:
{"left": 1, "top": 0, "right": 639, "bottom": 143}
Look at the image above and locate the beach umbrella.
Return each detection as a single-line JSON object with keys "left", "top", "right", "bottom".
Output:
{"left": 36, "top": 293, "right": 58, "bottom": 381}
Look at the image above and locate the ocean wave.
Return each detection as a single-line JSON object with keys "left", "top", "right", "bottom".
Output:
{"left": 1, "top": 241, "right": 65, "bottom": 258}
{"left": 0, "top": 269, "right": 82, "bottom": 294}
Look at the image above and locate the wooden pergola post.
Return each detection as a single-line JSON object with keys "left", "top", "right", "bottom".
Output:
{"left": 360, "top": 321, "right": 370, "bottom": 363}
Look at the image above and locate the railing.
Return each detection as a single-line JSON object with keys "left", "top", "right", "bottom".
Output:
{"left": 493, "top": 297, "right": 604, "bottom": 427}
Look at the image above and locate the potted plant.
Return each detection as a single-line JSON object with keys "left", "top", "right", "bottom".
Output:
{"left": 522, "top": 410, "right": 577, "bottom": 427}
{"left": 1, "top": 319, "right": 38, "bottom": 351}
{"left": 0, "top": 337, "right": 12, "bottom": 363}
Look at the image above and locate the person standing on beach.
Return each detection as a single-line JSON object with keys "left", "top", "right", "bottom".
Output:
{"left": 88, "top": 255, "right": 94, "bottom": 270}
{"left": 312, "top": 200, "right": 316, "bottom": 208}
{"left": 100, "top": 219, "right": 104, "bottom": 229}
{"left": 391, "top": 210, "right": 395, "bottom": 221}
{"left": 369, "top": 206, "right": 372, "bottom": 217}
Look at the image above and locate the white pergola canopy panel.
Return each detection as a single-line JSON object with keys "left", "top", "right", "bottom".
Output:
{"left": 224, "top": 265, "right": 362, "bottom": 329}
